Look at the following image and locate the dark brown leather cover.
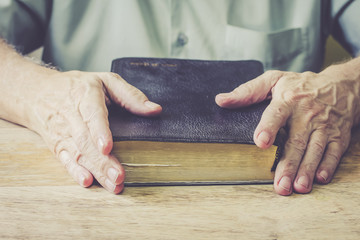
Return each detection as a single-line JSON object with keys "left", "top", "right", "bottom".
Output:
{"left": 109, "top": 58, "right": 268, "bottom": 145}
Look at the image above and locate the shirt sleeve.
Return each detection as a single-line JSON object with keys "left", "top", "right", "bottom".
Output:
{"left": 0, "top": 0, "right": 52, "bottom": 54}
{"left": 332, "top": 0, "right": 360, "bottom": 57}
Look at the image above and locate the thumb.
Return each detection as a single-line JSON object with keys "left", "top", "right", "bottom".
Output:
{"left": 215, "top": 70, "right": 284, "bottom": 109}
{"left": 100, "top": 72, "right": 162, "bottom": 117}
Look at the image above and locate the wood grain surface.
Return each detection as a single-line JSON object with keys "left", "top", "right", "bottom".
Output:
{"left": 1, "top": 119, "right": 359, "bottom": 240}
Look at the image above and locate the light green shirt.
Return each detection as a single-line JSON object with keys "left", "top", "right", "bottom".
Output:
{"left": 0, "top": 0, "right": 359, "bottom": 72}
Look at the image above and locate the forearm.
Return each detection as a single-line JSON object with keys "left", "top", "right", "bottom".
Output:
{"left": 321, "top": 56, "right": 360, "bottom": 82}
{"left": 0, "top": 38, "right": 57, "bottom": 128}
{"left": 321, "top": 56, "right": 360, "bottom": 125}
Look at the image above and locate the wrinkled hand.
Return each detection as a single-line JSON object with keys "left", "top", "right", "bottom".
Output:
{"left": 216, "top": 64, "right": 360, "bottom": 195}
{"left": 28, "top": 71, "right": 162, "bottom": 194}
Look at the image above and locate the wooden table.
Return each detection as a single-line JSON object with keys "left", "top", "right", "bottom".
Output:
{"left": 0, "top": 119, "right": 359, "bottom": 240}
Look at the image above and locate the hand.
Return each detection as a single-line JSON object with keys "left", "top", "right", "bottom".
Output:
{"left": 215, "top": 61, "right": 360, "bottom": 195}
{"left": 27, "top": 70, "right": 162, "bottom": 194}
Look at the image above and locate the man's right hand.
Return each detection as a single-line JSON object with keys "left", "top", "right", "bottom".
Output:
{"left": 30, "top": 71, "right": 162, "bottom": 193}
{"left": 0, "top": 39, "right": 162, "bottom": 194}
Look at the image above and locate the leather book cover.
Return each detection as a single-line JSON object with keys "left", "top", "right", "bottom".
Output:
{"left": 109, "top": 57, "right": 271, "bottom": 145}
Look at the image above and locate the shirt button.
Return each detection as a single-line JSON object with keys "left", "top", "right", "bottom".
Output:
{"left": 176, "top": 32, "right": 189, "bottom": 46}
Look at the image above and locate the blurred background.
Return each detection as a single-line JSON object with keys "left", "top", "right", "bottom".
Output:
{"left": 28, "top": 36, "right": 351, "bottom": 70}
{"left": 323, "top": 36, "right": 351, "bottom": 68}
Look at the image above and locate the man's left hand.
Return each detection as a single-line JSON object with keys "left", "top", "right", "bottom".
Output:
{"left": 216, "top": 59, "right": 360, "bottom": 195}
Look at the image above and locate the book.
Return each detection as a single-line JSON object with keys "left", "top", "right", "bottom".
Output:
{"left": 109, "top": 58, "right": 284, "bottom": 186}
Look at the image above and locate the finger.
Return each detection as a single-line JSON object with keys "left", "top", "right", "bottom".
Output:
{"left": 293, "top": 130, "right": 328, "bottom": 194}
{"left": 58, "top": 149, "right": 94, "bottom": 188}
{"left": 55, "top": 139, "right": 94, "bottom": 188}
{"left": 215, "top": 70, "right": 284, "bottom": 108}
{"left": 38, "top": 109, "right": 95, "bottom": 188}
{"left": 78, "top": 84, "right": 113, "bottom": 155}
{"left": 99, "top": 72, "right": 162, "bottom": 117}
{"left": 78, "top": 153, "right": 126, "bottom": 194}
{"left": 273, "top": 125, "right": 311, "bottom": 196}
{"left": 315, "top": 140, "right": 349, "bottom": 184}
{"left": 70, "top": 114, "right": 126, "bottom": 194}
{"left": 253, "top": 100, "right": 291, "bottom": 149}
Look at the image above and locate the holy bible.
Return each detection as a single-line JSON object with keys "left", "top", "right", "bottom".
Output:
{"left": 109, "top": 58, "right": 284, "bottom": 186}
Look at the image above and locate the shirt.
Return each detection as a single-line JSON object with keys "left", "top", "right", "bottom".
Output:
{"left": 0, "top": 0, "right": 359, "bottom": 72}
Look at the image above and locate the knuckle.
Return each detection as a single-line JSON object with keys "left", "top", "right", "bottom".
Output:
{"left": 303, "top": 161, "right": 318, "bottom": 172}
{"left": 82, "top": 107, "right": 105, "bottom": 124}
{"left": 78, "top": 154, "right": 107, "bottom": 181}
{"left": 76, "top": 154, "right": 87, "bottom": 168}
{"left": 52, "top": 139, "right": 79, "bottom": 172}
{"left": 275, "top": 75, "right": 318, "bottom": 107}
{"left": 306, "top": 105, "right": 321, "bottom": 116}
{"left": 264, "top": 70, "right": 284, "bottom": 86}
{"left": 311, "top": 140, "right": 326, "bottom": 155}
{"left": 264, "top": 70, "right": 282, "bottom": 78}
{"left": 75, "top": 131, "right": 92, "bottom": 151}
{"left": 102, "top": 72, "right": 124, "bottom": 84}
{"left": 233, "top": 84, "right": 254, "bottom": 103}
{"left": 287, "top": 134, "right": 307, "bottom": 151}
{"left": 325, "top": 150, "right": 341, "bottom": 165}
{"left": 304, "top": 103, "right": 327, "bottom": 122}
{"left": 56, "top": 147, "right": 78, "bottom": 174}
{"left": 301, "top": 71, "right": 316, "bottom": 78}
{"left": 60, "top": 151, "right": 73, "bottom": 170}
{"left": 277, "top": 161, "right": 298, "bottom": 180}
{"left": 281, "top": 89, "right": 297, "bottom": 105}
{"left": 282, "top": 160, "right": 298, "bottom": 172}
{"left": 99, "top": 157, "right": 108, "bottom": 174}
{"left": 267, "top": 104, "right": 289, "bottom": 123}
{"left": 89, "top": 77, "right": 103, "bottom": 88}
{"left": 53, "top": 138, "right": 66, "bottom": 156}
{"left": 234, "top": 83, "right": 251, "bottom": 94}
{"left": 107, "top": 72, "right": 121, "bottom": 80}
{"left": 122, "top": 87, "right": 147, "bottom": 108}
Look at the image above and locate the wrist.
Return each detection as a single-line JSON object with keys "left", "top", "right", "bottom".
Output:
{"left": 321, "top": 57, "right": 360, "bottom": 125}
{"left": 321, "top": 57, "right": 360, "bottom": 82}
{"left": 19, "top": 62, "right": 59, "bottom": 130}
{"left": 0, "top": 41, "right": 58, "bottom": 129}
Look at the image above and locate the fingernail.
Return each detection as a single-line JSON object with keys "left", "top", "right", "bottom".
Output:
{"left": 319, "top": 170, "right": 328, "bottom": 182}
{"left": 105, "top": 178, "right": 116, "bottom": 192}
{"left": 297, "top": 175, "right": 309, "bottom": 189}
{"left": 79, "top": 172, "right": 87, "bottom": 186}
{"left": 144, "top": 101, "right": 160, "bottom": 110}
{"left": 98, "top": 138, "right": 104, "bottom": 152}
{"left": 107, "top": 167, "right": 119, "bottom": 182}
{"left": 279, "top": 176, "right": 292, "bottom": 192}
{"left": 258, "top": 131, "right": 271, "bottom": 145}
{"left": 215, "top": 93, "right": 232, "bottom": 106}
{"left": 216, "top": 93, "right": 230, "bottom": 99}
